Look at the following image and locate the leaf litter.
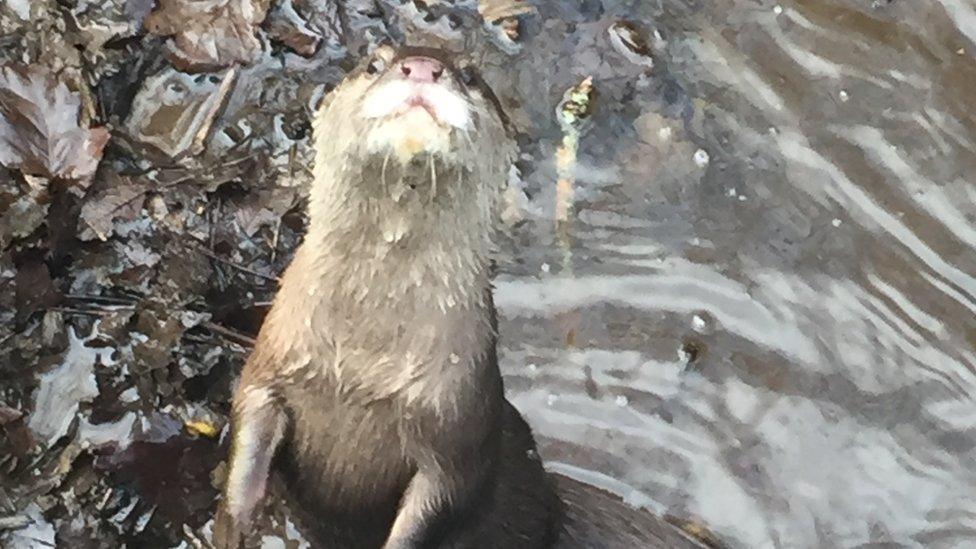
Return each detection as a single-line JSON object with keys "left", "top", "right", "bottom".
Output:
{"left": 145, "top": 0, "right": 273, "bottom": 72}
{"left": 0, "top": 65, "right": 110, "bottom": 184}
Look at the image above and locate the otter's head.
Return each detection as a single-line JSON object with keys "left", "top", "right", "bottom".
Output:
{"left": 310, "top": 45, "right": 513, "bottom": 210}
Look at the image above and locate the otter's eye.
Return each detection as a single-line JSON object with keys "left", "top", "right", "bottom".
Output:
{"left": 366, "top": 57, "right": 386, "bottom": 75}
{"left": 458, "top": 65, "right": 479, "bottom": 87}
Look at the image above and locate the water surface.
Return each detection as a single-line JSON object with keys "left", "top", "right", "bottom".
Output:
{"left": 494, "top": 1, "right": 976, "bottom": 547}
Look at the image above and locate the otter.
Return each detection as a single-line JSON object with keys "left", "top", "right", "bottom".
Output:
{"left": 212, "top": 45, "right": 704, "bottom": 549}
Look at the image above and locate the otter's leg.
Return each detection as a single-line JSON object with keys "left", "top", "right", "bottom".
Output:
{"left": 382, "top": 403, "right": 492, "bottom": 549}
{"left": 382, "top": 459, "right": 482, "bottom": 549}
{"left": 213, "top": 387, "right": 287, "bottom": 549}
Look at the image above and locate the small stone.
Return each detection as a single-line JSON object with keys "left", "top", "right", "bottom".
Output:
{"left": 839, "top": 90, "right": 850, "bottom": 102}
{"left": 615, "top": 395, "right": 629, "bottom": 407}
{"left": 773, "top": 5, "right": 783, "bottom": 15}
{"left": 540, "top": 263, "right": 550, "bottom": 273}
{"left": 449, "top": 353, "right": 460, "bottom": 364}
{"left": 547, "top": 394, "right": 558, "bottom": 406}
{"left": 692, "top": 314, "right": 708, "bottom": 331}
{"left": 832, "top": 218, "right": 842, "bottom": 227}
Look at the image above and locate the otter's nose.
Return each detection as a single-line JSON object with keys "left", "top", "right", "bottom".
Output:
{"left": 400, "top": 57, "right": 444, "bottom": 83}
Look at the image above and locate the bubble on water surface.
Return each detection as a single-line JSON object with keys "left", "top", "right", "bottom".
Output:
{"left": 693, "top": 149, "right": 710, "bottom": 167}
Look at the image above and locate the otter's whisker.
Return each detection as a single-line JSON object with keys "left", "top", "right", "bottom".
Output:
{"left": 429, "top": 155, "right": 438, "bottom": 202}
{"left": 461, "top": 125, "right": 476, "bottom": 151}
{"left": 382, "top": 149, "right": 392, "bottom": 188}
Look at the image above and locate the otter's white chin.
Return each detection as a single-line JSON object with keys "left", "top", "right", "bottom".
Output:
{"left": 364, "top": 108, "right": 455, "bottom": 162}
{"left": 361, "top": 80, "right": 469, "bottom": 162}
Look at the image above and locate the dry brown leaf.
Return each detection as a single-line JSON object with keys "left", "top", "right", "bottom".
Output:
{"left": 478, "top": 0, "right": 536, "bottom": 23}
{"left": 0, "top": 65, "right": 110, "bottom": 183}
{"left": 0, "top": 192, "right": 49, "bottom": 251}
{"left": 145, "top": 0, "right": 272, "bottom": 72}
{"left": 79, "top": 175, "right": 150, "bottom": 241}
{"left": 0, "top": 169, "right": 48, "bottom": 250}
{"left": 234, "top": 187, "right": 299, "bottom": 237}
{"left": 266, "top": 0, "right": 323, "bottom": 57}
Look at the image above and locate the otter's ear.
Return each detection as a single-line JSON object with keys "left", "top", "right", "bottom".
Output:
{"left": 457, "top": 61, "right": 513, "bottom": 137}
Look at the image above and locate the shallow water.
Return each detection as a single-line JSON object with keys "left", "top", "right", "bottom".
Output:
{"left": 493, "top": 1, "right": 976, "bottom": 547}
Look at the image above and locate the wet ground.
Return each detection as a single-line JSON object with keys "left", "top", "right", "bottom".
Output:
{"left": 1, "top": 0, "right": 975, "bottom": 547}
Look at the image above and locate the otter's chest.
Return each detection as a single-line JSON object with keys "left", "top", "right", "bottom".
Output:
{"left": 279, "top": 376, "right": 412, "bottom": 513}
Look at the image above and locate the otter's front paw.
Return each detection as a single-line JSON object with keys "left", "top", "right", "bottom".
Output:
{"left": 382, "top": 541, "right": 419, "bottom": 549}
{"left": 212, "top": 506, "right": 245, "bottom": 549}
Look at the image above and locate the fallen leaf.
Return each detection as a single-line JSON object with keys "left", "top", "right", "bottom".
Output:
{"left": 125, "top": 67, "right": 238, "bottom": 158}
{"left": 478, "top": 0, "right": 536, "bottom": 23}
{"left": 14, "top": 260, "right": 61, "bottom": 321}
{"left": 266, "top": 0, "right": 323, "bottom": 57}
{"left": 184, "top": 419, "right": 219, "bottom": 438}
{"left": 131, "top": 309, "right": 185, "bottom": 373}
{"left": 233, "top": 187, "right": 298, "bottom": 237}
{"left": 607, "top": 21, "right": 655, "bottom": 68}
{"left": 79, "top": 175, "right": 149, "bottom": 241}
{"left": 0, "top": 170, "right": 49, "bottom": 250}
{"left": 0, "top": 65, "right": 110, "bottom": 183}
{"left": 144, "top": 0, "right": 272, "bottom": 72}
{"left": 3, "top": 504, "right": 56, "bottom": 548}
{"left": 293, "top": 0, "right": 346, "bottom": 58}
{"left": 28, "top": 327, "right": 112, "bottom": 447}
{"left": 0, "top": 405, "right": 33, "bottom": 459}
{"left": 95, "top": 432, "right": 222, "bottom": 528}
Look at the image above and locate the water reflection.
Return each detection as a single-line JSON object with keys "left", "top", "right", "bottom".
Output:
{"left": 496, "top": 0, "right": 976, "bottom": 546}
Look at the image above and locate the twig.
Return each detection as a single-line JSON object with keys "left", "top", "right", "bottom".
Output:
{"left": 270, "top": 217, "right": 282, "bottom": 264}
{"left": 65, "top": 294, "right": 137, "bottom": 306}
{"left": 190, "top": 66, "right": 239, "bottom": 156}
{"left": 182, "top": 523, "right": 212, "bottom": 549}
{"left": 202, "top": 321, "right": 256, "bottom": 347}
{"left": 11, "top": 535, "right": 54, "bottom": 547}
{"left": 99, "top": 152, "right": 262, "bottom": 221}
{"left": 0, "top": 515, "right": 30, "bottom": 531}
{"left": 48, "top": 307, "right": 117, "bottom": 317}
{"left": 195, "top": 246, "right": 281, "bottom": 283}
